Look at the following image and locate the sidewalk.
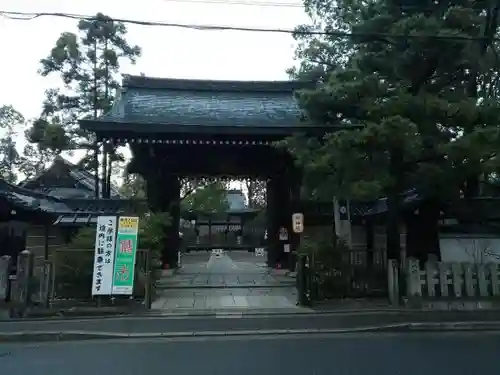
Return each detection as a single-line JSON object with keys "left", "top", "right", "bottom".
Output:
{"left": 152, "top": 286, "right": 299, "bottom": 311}
{"left": 1, "top": 309, "right": 500, "bottom": 343}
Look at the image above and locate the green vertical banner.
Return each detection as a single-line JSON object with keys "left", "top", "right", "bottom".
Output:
{"left": 112, "top": 216, "right": 140, "bottom": 295}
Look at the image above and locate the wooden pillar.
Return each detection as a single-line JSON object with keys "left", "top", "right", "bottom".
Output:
{"left": 406, "top": 201, "right": 440, "bottom": 264}
{"left": 165, "top": 176, "right": 181, "bottom": 268}
{"left": 225, "top": 215, "right": 229, "bottom": 244}
{"left": 208, "top": 217, "right": 212, "bottom": 245}
{"left": 267, "top": 165, "right": 300, "bottom": 270}
{"left": 266, "top": 177, "right": 281, "bottom": 268}
{"left": 145, "top": 169, "right": 180, "bottom": 268}
{"left": 277, "top": 174, "right": 289, "bottom": 269}
{"left": 94, "top": 142, "right": 99, "bottom": 199}
{"left": 365, "top": 219, "right": 375, "bottom": 267}
{"left": 288, "top": 169, "right": 302, "bottom": 271}
{"left": 101, "top": 142, "right": 108, "bottom": 199}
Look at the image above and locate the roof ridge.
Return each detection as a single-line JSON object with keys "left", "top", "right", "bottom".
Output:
{"left": 1, "top": 178, "right": 63, "bottom": 202}
{"left": 122, "top": 75, "right": 314, "bottom": 92}
{"left": 17, "top": 154, "right": 67, "bottom": 188}
{"left": 18, "top": 155, "right": 76, "bottom": 187}
{"left": 18, "top": 155, "right": 122, "bottom": 198}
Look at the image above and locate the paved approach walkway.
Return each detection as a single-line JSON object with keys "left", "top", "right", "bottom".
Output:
{"left": 152, "top": 250, "right": 301, "bottom": 313}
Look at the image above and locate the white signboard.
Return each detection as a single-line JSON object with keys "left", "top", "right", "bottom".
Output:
{"left": 292, "top": 213, "right": 304, "bottom": 233}
{"left": 279, "top": 228, "right": 288, "bottom": 240}
{"left": 284, "top": 244, "right": 291, "bottom": 253}
{"left": 91, "top": 216, "right": 117, "bottom": 296}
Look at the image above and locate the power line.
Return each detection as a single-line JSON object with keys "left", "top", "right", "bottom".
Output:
{"left": 0, "top": 10, "right": 494, "bottom": 41}
{"left": 162, "top": 0, "right": 304, "bottom": 7}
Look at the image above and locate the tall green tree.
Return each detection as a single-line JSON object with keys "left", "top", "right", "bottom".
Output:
{"left": 245, "top": 179, "right": 267, "bottom": 208}
{"left": 0, "top": 105, "right": 51, "bottom": 183}
{"left": 181, "top": 182, "right": 229, "bottom": 213}
{"left": 286, "top": 0, "right": 500, "bottom": 261}
{"left": 0, "top": 105, "right": 24, "bottom": 183}
{"left": 119, "top": 171, "right": 148, "bottom": 199}
{"left": 27, "top": 13, "right": 141, "bottom": 196}
{"left": 287, "top": 0, "right": 359, "bottom": 82}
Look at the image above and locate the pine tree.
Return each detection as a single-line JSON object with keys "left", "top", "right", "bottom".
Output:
{"left": 286, "top": 0, "right": 500, "bottom": 261}
{"left": 27, "top": 13, "right": 141, "bottom": 196}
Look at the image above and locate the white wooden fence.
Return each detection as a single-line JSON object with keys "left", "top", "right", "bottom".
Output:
{"left": 386, "top": 257, "right": 500, "bottom": 308}
{"left": 405, "top": 257, "right": 500, "bottom": 299}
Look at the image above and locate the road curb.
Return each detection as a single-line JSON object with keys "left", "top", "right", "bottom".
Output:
{"left": 141, "top": 308, "right": 500, "bottom": 318}
{"left": 406, "top": 321, "right": 500, "bottom": 331}
{"left": 152, "top": 309, "right": 406, "bottom": 318}
{"left": 2, "top": 321, "right": 500, "bottom": 343}
{"left": 1, "top": 308, "right": 433, "bottom": 322}
{"left": 3, "top": 307, "right": 500, "bottom": 322}
{"left": 0, "top": 324, "right": 409, "bottom": 343}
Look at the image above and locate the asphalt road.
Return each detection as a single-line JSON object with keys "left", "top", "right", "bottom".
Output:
{"left": 1, "top": 332, "right": 499, "bottom": 375}
{"left": 2, "top": 310, "right": 500, "bottom": 335}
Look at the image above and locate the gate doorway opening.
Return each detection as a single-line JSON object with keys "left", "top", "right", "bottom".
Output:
{"left": 181, "top": 179, "right": 267, "bottom": 253}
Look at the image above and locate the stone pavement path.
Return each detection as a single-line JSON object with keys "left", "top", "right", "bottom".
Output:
{"left": 152, "top": 250, "right": 299, "bottom": 312}
{"left": 157, "top": 250, "right": 295, "bottom": 288}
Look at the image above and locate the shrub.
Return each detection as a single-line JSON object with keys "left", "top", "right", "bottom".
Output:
{"left": 297, "top": 226, "right": 351, "bottom": 300}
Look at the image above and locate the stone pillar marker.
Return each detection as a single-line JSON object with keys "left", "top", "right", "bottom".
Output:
{"left": 476, "top": 264, "right": 488, "bottom": 298}
{"left": 8, "top": 250, "right": 35, "bottom": 317}
{"left": 387, "top": 259, "right": 399, "bottom": 305}
{"left": 490, "top": 263, "right": 499, "bottom": 296}
{"left": 451, "top": 263, "right": 463, "bottom": 298}
{"left": 438, "top": 262, "right": 449, "bottom": 297}
{"left": 463, "top": 263, "right": 475, "bottom": 297}
{"left": 0, "top": 255, "right": 11, "bottom": 302}
{"left": 425, "top": 261, "right": 437, "bottom": 298}
{"left": 406, "top": 257, "right": 422, "bottom": 299}
{"left": 16, "top": 250, "right": 34, "bottom": 305}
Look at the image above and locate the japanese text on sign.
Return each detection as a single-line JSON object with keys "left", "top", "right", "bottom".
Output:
{"left": 112, "top": 216, "right": 140, "bottom": 295}
{"left": 118, "top": 217, "right": 139, "bottom": 234}
{"left": 91, "top": 216, "right": 117, "bottom": 296}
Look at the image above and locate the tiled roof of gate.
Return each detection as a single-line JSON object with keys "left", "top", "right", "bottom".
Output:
{"left": 80, "top": 75, "right": 316, "bottom": 130}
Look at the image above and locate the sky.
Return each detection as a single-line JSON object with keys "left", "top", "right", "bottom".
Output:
{"left": 0, "top": 0, "right": 310, "bottom": 189}
{"left": 0, "top": 0, "right": 310, "bottom": 121}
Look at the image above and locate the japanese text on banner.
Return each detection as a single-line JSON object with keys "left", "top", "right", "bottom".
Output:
{"left": 112, "top": 216, "right": 140, "bottom": 295}
{"left": 91, "top": 216, "right": 117, "bottom": 295}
